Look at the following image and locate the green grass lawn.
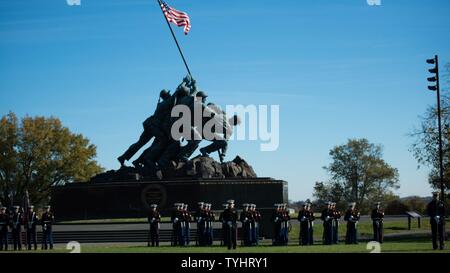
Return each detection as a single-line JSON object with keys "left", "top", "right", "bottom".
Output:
{"left": 19, "top": 241, "right": 449, "bottom": 253}
{"left": 43, "top": 218, "right": 448, "bottom": 253}
{"left": 287, "top": 220, "right": 433, "bottom": 242}
{"left": 58, "top": 217, "right": 171, "bottom": 224}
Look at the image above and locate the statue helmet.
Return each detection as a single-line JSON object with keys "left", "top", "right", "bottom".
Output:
{"left": 176, "top": 87, "right": 190, "bottom": 98}
{"left": 183, "top": 74, "right": 191, "bottom": 83}
{"left": 159, "top": 89, "right": 171, "bottom": 100}
{"left": 196, "top": 91, "right": 208, "bottom": 98}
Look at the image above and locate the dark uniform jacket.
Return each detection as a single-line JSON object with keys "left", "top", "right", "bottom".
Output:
{"left": 195, "top": 209, "right": 204, "bottom": 224}
{"left": 333, "top": 210, "right": 342, "bottom": 221}
{"left": 344, "top": 209, "right": 360, "bottom": 223}
{"left": 321, "top": 209, "right": 333, "bottom": 223}
{"left": 427, "top": 200, "right": 445, "bottom": 222}
{"left": 271, "top": 210, "right": 283, "bottom": 223}
{"left": 183, "top": 210, "right": 192, "bottom": 223}
{"left": 0, "top": 213, "right": 9, "bottom": 231}
{"left": 205, "top": 210, "right": 215, "bottom": 223}
{"left": 25, "top": 212, "right": 39, "bottom": 230}
{"left": 298, "top": 210, "right": 315, "bottom": 223}
{"left": 252, "top": 210, "right": 261, "bottom": 223}
{"left": 282, "top": 210, "right": 291, "bottom": 222}
{"left": 240, "top": 210, "right": 253, "bottom": 224}
{"left": 10, "top": 212, "right": 23, "bottom": 230}
{"left": 222, "top": 208, "right": 238, "bottom": 227}
{"left": 41, "top": 212, "right": 55, "bottom": 229}
{"left": 171, "top": 210, "right": 183, "bottom": 225}
{"left": 148, "top": 210, "right": 161, "bottom": 225}
{"left": 371, "top": 209, "right": 384, "bottom": 222}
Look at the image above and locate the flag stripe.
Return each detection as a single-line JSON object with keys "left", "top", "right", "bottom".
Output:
{"left": 161, "top": 1, "right": 191, "bottom": 35}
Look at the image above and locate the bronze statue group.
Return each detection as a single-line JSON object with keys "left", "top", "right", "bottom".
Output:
{"left": 0, "top": 205, "right": 55, "bottom": 251}
{"left": 117, "top": 75, "right": 241, "bottom": 177}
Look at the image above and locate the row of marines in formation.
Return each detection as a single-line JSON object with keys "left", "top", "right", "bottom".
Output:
{"left": 145, "top": 200, "right": 386, "bottom": 249}
{"left": 0, "top": 205, "right": 55, "bottom": 251}
{"left": 146, "top": 201, "right": 262, "bottom": 249}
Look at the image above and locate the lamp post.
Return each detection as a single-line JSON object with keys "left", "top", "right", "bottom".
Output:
{"left": 426, "top": 55, "right": 446, "bottom": 203}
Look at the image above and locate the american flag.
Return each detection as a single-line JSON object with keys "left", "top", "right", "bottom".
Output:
{"left": 160, "top": 0, "right": 191, "bottom": 35}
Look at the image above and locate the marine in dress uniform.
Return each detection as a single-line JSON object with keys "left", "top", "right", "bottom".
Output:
{"left": 240, "top": 204, "right": 253, "bottom": 246}
{"left": 204, "top": 203, "right": 215, "bottom": 246}
{"left": 271, "top": 204, "right": 283, "bottom": 246}
{"left": 331, "top": 202, "right": 341, "bottom": 244}
{"left": 10, "top": 206, "right": 23, "bottom": 251}
{"left": 426, "top": 192, "right": 446, "bottom": 250}
{"left": 371, "top": 202, "right": 384, "bottom": 244}
{"left": 344, "top": 202, "right": 360, "bottom": 245}
{"left": 219, "top": 204, "right": 228, "bottom": 246}
{"left": 0, "top": 206, "right": 9, "bottom": 251}
{"left": 25, "top": 205, "right": 39, "bottom": 250}
{"left": 250, "top": 204, "right": 261, "bottom": 246}
{"left": 171, "top": 203, "right": 184, "bottom": 246}
{"left": 41, "top": 205, "right": 55, "bottom": 250}
{"left": 147, "top": 204, "right": 161, "bottom": 247}
{"left": 281, "top": 204, "right": 290, "bottom": 245}
{"left": 194, "top": 202, "right": 205, "bottom": 246}
{"left": 222, "top": 200, "right": 238, "bottom": 250}
{"left": 321, "top": 202, "right": 333, "bottom": 245}
{"left": 183, "top": 204, "right": 192, "bottom": 246}
{"left": 306, "top": 203, "right": 315, "bottom": 245}
{"left": 298, "top": 202, "right": 315, "bottom": 246}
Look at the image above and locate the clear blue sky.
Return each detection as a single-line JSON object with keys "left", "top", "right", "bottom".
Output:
{"left": 1, "top": 0, "right": 449, "bottom": 201}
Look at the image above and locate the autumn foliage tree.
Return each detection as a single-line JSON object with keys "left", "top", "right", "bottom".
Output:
{"left": 0, "top": 112, "right": 103, "bottom": 207}
{"left": 313, "top": 139, "right": 400, "bottom": 213}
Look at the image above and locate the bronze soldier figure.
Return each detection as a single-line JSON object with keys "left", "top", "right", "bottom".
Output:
{"left": 117, "top": 89, "right": 172, "bottom": 167}
{"left": 199, "top": 106, "right": 241, "bottom": 163}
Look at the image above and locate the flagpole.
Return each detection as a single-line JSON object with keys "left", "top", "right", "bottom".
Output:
{"left": 156, "top": 0, "right": 192, "bottom": 78}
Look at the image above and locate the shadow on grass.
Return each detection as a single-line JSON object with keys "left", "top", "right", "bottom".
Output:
{"left": 385, "top": 236, "right": 431, "bottom": 243}
{"left": 386, "top": 227, "right": 408, "bottom": 231}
